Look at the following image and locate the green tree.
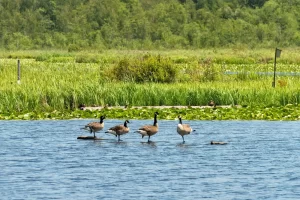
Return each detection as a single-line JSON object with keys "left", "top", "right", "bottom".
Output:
{"left": 0, "top": 0, "right": 299, "bottom": 49}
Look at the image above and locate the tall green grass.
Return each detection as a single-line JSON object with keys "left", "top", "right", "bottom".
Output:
{"left": 1, "top": 81, "right": 300, "bottom": 112}
{"left": 1, "top": 49, "right": 300, "bottom": 112}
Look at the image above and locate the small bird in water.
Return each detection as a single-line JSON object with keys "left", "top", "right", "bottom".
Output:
{"left": 135, "top": 112, "right": 159, "bottom": 143}
{"left": 177, "top": 115, "right": 194, "bottom": 143}
{"left": 82, "top": 115, "right": 105, "bottom": 138}
{"left": 105, "top": 120, "right": 130, "bottom": 141}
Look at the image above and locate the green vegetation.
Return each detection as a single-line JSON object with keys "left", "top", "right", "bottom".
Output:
{"left": 0, "top": 49, "right": 300, "bottom": 120}
{"left": 1, "top": 1, "right": 300, "bottom": 120}
{"left": 1, "top": 105, "right": 300, "bottom": 121}
{"left": 1, "top": 0, "right": 300, "bottom": 50}
{"left": 112, "top": 54, "right": 177, "bottom": 83}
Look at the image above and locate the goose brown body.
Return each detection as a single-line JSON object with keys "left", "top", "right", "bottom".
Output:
{"left": 84, "top": 115, "right": 105, "bottom": 138}
{"left": 136, "top": 112, "right": 159, "bottom": 142}
{"left": 105, "top": 120, "right": 130, "bottom": 141}
{"left": 177, "top": 116, "right": 193, "bottom": 143}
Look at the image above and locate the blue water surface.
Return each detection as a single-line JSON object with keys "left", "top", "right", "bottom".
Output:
{"left": 1, "top": 119, "right": 300, "bottom": 200}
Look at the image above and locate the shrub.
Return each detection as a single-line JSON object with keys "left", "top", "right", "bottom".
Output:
{"left": 68, "top": 44, "right": 81, "bottom": 52}
{"left": 112, "top": 54, "right": 177, "bottom": 83}
{"left": 75, "top": 54, "right": 100, "bottom": 63}
{"left": 199, "top": 58, "right": 219, "bottom": 82}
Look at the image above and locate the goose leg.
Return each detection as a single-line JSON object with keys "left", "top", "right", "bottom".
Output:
{"left": 118, "top": 135, "right": 121, "bottom": 142}
{"left": 148, "top": 136, "right": 151, "bottom": 143}
{"left": 182, "top": 135, "right": 185, "bottom": 143}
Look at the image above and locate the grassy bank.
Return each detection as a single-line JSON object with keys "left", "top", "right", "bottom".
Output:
{"left": 1, "top": 49, "right": 300, "bottom": 120}
{"left": 1, "top": 82, "right": 300, "bottom": 112}
{"left": 1, "top": 105, "right": 300, "bottom": 121}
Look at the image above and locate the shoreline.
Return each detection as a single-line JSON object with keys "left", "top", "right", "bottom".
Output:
{"left": 82, "top": 105, "right": 242, "bottom": 111}
{"left": 1, "top": 104, "right": 299, "bottom": 120}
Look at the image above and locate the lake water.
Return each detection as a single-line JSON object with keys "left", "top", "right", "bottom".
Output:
{"left": 1, "top": 119, "right": 300, "bottom": 200}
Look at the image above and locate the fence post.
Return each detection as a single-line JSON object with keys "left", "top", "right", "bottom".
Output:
{"left": 272, "top": 48, "right": 281, "bottom": 88}
{"left": 17, "top": 59, "right": 21, "bottom": 84}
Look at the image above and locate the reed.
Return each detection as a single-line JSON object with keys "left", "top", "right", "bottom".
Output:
{"left": 1, "top": 81, "right": 300, "bottom": 112}
{"left": 1, "top": 49, "right": 300, "bottom": 113}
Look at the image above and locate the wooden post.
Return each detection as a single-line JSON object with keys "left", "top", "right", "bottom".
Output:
{"left": 17, "top": 59, "right": 21, "bottom": 84}
{"left": 272, "top": 51, "right": 276, "bottom": 87}
{"left": 272, "top": 48, "right": 281, "bottom": 88}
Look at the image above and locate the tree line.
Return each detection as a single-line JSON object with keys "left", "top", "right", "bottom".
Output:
{"left": 0, "top": 0, "right": 299, "bottom": 50}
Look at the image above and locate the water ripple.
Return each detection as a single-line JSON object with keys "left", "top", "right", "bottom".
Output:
{"left": 1, "top": 120, "right": 300, "bottom": 199}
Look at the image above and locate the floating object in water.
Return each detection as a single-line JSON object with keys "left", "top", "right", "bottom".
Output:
{"left": 77, "top": 136, "right": 107, "bottom": 140}
{"left": 210, "top": 141, "right": 227, "bottom": 145}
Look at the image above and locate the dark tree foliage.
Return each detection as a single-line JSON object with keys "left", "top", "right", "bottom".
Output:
{"left": 247, "top": 0, "right": 268, "bottom": 8}
{"left": 0, "top": 0, "right": 298, "bottom": 50}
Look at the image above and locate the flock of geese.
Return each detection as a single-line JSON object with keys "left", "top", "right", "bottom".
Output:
{"left": 82, "top": 112, "right": 194, "bottom": 143}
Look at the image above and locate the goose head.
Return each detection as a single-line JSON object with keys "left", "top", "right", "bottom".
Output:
{"left": 178, "top": 115, "right": 183, "bottom": 124}
{"left": 153, "top": 112, "right": 159, "bottom": 126}
{"left": 124, "top": 120, "right": 130, "bottom": 126}
{"left": 100, "top": 115, "right": 106, "bottom": 122}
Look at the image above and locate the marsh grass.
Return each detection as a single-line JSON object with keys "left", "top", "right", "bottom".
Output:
{"left": 1, "top": 49, "right": 300, "bottom": 112}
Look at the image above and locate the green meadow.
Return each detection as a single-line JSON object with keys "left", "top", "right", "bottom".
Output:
{"left": 1, "top": 49, "right": 300, "bottom": 120}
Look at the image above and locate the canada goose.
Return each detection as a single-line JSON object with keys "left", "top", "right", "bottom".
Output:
{"left": 105, "top": 120, "right": 130, "bottom": 141}
{"left": 135, "top": 112, "right": 159, "bottom": 142}
{"left": 78, "top": 103, "right": 86, "bottom": 110}
{"left": 83, "top": 115, "right": 105, "bottom": 138}
{"left": 177, "top": 115, "right": 194, "bottom": 143}
{"left": 208, "top": 100, "right": 216, "bottom": 107}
